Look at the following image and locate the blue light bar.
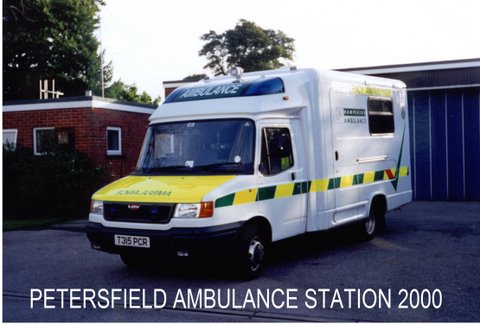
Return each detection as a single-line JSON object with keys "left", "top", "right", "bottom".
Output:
{"left": 164, "top": 77, "right": 284, "bottom": 103}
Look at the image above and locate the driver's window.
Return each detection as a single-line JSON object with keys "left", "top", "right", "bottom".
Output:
{"left": 260, "top": 127, "right": 294, "bottom": 176}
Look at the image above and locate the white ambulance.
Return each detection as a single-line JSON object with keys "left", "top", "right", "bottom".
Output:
{"left": 87, "top": 67, "right": 412, "bottom": 278}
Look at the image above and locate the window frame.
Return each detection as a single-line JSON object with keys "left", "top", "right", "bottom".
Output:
{"left": 106, "top": 126, "right": 122, "bottom": 156}
{"left": 367, "top": 97, "right": 395, "bottom": 135}
{"left": 3, "top": 129, "right": 18, "bottom": 150}
{"left": 259, "top": 127, "right": 295, "bottom": 176}
{"left": 33, "top": 127, "right": 55, "bottom": 155}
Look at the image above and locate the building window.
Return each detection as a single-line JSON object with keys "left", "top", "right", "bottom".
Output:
{"left": 56, "top": 128, "right": 75, "bottom": 150}
{"left": 368, "top": 97, "right": 394, "bottom": 135}
{"left": 33, "top": 127, "right": 55, "bottom": 155}
{"left": 107, "top": 127, "right": 122, "bottom": 156}
{"left": 33, "top": 127, "right": 76, "bottom": 154}
{"left": 260, "top": 127, "right": 294, "bottom": 176}
{"left": 3, "top": 129, "right": 18, "bottom": 150}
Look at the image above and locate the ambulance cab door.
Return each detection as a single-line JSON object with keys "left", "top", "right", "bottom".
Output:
{"left": 257, "top": 119, "right": 307, "bottom": 241}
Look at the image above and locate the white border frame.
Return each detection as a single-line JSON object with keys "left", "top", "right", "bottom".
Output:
{"left": 3, "top": 129, "right": 18, "bottom": 149}
{"left": 106, "top": 126, "right": 122, "bottom": 156}
{"left": 33, "top": 127, "right": 55, "bottom": 155}
{"left": 3, "top": 98, "right": 155, "bottom": 114}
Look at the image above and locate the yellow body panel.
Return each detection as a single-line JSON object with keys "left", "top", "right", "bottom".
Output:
{"left": 399, "top": 166, "right": 409, "bottom": 177}
{"left": 363, "top": 171, "right": 375, "bottom": 184}
{"left": 274, "top": 183, "right": 295, "bottom": 199}
{"left": 233, "top": 188, "right": 258, "bottom": 205}
{"left": 340, "top": 175, "right": 354, "bottom": 188}
{"left": 92, "top": 175, "right": 236, "bottom": 203}
{"left": 310, "top": 179, "right": 329, "bottom": 192}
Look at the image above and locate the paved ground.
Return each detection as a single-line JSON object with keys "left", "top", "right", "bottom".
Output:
{"left": 3, "top": 201, "right": 480, "bottom": 322}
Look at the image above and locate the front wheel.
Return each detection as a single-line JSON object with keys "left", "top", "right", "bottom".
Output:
{"left": 235, "top": 224, "right": 267, "bottom": 280}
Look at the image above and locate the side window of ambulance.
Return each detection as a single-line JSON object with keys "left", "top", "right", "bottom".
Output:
{"left": 368, "top": 97, "right": 394, "bottom": 134}
{"left": 260, "top": 127, "right": 294, "bottom": 176}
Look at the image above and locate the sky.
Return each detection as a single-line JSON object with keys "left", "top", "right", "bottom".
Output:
{"left": 98, "top": 0, "right": 480, "bottom": 99}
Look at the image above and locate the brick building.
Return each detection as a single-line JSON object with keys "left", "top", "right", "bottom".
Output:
{"left": 163, "top": 80, "right": 192, "bottom": 97}
{"left": 3, "top": 96, "right": 156, "bottom": 179}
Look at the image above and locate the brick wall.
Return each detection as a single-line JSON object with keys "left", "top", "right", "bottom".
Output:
{"left": 3, "top": 105, "right": 151, "bottom": 180}
{"left": 88, "top": 108, "right": 150, "bottom": 179}
{"left": 163, "top": 81, "right": 194, "bottom": 98}
{"left": 3, "top": 107, "right": 91, "bottom": 150}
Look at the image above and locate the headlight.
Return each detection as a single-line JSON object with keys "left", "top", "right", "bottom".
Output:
{"left": 90, "top": 200, "right": 104, "bottom": 215}
{"left": 173, "top": 202, "right": 214, "bottom": 218}
{"left": 174, "top": 204, "right": 199, "bottom": 218}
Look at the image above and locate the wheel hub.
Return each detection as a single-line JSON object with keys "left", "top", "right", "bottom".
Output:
{"left": 365, "top": 214, "right": 376, "bottom": 235}
{"left": 248, "top": 237, "right": 265, "bottom": 271}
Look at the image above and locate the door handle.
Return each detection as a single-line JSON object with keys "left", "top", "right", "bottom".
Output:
{"left": 335, "top": 151, "right": 339, "bottom": 161}
{"left": 291, "top": 172, "right": 296, "bottom": 181}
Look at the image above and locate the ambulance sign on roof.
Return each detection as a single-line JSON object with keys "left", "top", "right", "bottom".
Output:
{"left": 177, "top": 84, "right": 244, "bottom": 101}
{"left": 164, "top": 77, "right": 284, "bottom": 103}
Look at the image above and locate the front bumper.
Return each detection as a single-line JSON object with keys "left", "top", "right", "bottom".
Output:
{"left": 86, "top": 221, "right": 244, "bottom": 258}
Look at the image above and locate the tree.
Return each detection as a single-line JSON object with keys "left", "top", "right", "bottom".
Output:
{"left": 3, "top": 0, "right": 111, "bottom": 100}
{"left": 105, "top": 80, "right": 161, "bottom": 106}
{"left": 182, "top": 74, "right": 207, "bottom": 82}
{"left": 199, "top": 19, "right": 295, "bottom": 76}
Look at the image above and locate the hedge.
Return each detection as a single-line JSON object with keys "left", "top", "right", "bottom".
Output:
{"left": 3, "top": 145, "right": 106, "bottom": 219}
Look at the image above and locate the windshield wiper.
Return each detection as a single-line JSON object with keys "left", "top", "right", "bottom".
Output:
{"left": 137, "top": 162, "right": 242, "bottom": 174}
{"left": 193, "top": 162, "right": 241, "bottom": 170}
{"left": 139, "top": 165, "right": 194, "bottom": 173}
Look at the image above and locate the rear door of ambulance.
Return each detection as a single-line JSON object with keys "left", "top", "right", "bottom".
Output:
{"left": 329, "top": 88, "right": 366, "bottom": 222}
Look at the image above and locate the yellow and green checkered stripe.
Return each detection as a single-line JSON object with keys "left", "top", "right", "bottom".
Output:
{"left": 215, "top": 166, "right": 409, "bottom": 208}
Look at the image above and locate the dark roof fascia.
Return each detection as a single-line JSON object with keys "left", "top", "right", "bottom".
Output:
{"left": 337, "top": 58, "right": 480, "bottom": 74}
{"left": 163, "top": 80, "right": 187, "bottom": 85}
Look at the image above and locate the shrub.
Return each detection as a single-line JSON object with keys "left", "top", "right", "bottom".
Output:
{"left": 3, "top": 145, "right": 106, "bottom": 219}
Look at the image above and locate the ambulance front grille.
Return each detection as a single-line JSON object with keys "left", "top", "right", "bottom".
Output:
{"left": 103, "top": 203, "right": 175, "bottom": 224}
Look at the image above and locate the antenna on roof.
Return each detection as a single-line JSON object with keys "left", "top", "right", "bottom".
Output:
{"left": 39, "top": 79, "right": 64, "bottom": 99}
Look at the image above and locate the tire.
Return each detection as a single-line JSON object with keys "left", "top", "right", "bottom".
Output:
{"left": 235, "top": 223, "right": 267, "bottom": 280}
{"left": 357, "top": 200, "right": 385, "bottom": 241}
{"left": 361, "top": 209, "right": 377, "bottom": 240}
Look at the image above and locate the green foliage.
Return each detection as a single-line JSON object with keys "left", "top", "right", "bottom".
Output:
{"left": 105, "top": 80, "right": 161, "bottom": 106}
{"left": 199, "top": 19, "right": 295, "bottom": 76}
{"left": 3, "top": 0, "right": 111, "bottom": 100}
{"left": 182, "top": 74, "right": 207, "bottom": 82}
{"left": 3, "top": 145, "right": 106, "bottom": 219}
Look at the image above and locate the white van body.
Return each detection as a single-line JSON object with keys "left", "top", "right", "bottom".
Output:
{"left": 87, "top": 67, "right": 412, "bottom": 277}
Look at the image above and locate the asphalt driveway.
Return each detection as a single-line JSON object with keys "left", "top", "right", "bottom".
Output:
{"left": 3, "top": 201, "right": 480, "bottom": 322}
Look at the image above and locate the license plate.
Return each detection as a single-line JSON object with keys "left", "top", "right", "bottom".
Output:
{"left": 114, "top": 234, "right": 150, "bottom": 248}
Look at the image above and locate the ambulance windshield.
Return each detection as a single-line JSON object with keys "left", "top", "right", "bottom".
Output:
{"left": 135, "top": 119, "right": 255, "bottom": 175}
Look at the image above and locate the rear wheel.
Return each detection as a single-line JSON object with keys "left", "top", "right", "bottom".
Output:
{"left": 362, "top": 210, "right": 377, "bottom": 239}
{"left": 236, "top": 223, "right": 267, "bottom": 280}
{"left": 357, "top": 198, "right": 385, "bottom": 241}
